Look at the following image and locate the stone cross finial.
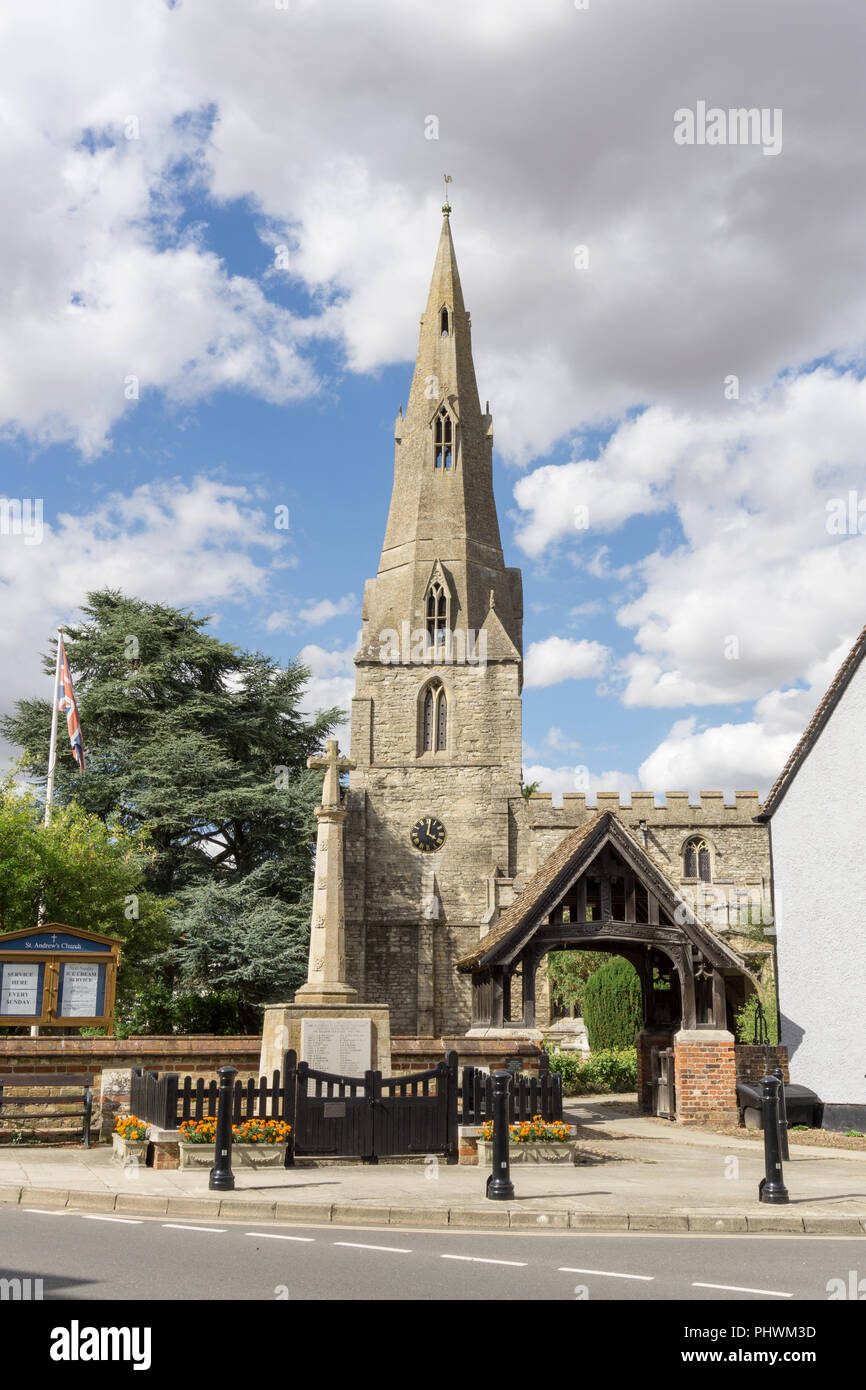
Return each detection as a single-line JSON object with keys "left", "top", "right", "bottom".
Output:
{"left": 307, "top": 738, "right": 355, "bottom": 809}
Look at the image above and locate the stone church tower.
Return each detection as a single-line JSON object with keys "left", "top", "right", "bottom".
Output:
{"left": 343, "top": 202, "right": 773, "bottom": 1044}
{"left": 344, "top": 202, "right": 525, "bottom": 1035}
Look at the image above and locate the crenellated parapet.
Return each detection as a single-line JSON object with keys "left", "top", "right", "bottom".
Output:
{"left": 524, "top": 789, "right": 763, "bottom": 829}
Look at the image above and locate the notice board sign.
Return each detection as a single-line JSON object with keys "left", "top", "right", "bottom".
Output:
{"left": 0, "top": 924, "right": 120, "bottom": 1029}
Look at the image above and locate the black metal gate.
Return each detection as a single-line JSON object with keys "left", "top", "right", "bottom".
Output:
{"left": 286, "top": 1050, "right": 458, "bottom": 1163}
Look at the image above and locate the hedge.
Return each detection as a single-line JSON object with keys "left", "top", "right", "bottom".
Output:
{"left": 582, "top": 956, "right": 642, "bottom": 1050}
{"left": 545, "top": 1047, "right": 637, "bottom": 1096}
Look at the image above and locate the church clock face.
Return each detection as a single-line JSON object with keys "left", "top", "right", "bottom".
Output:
{"left": 410, "top": 816, "right": 446, "bottom": 853}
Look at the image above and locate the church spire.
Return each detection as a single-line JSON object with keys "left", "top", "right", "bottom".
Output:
{"left": 358, "top": 201, "right": 522, "bottom": 662}
{"left": 402, "top": 202, "right": 483, "bottom": 445}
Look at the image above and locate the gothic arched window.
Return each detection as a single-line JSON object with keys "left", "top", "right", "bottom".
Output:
{"left": 434, "top": 407, "right": 453, "bottom": 470}
{"left": 420, "top": 681, "right": 447, "bottom": 753}
{"left": 440, "top": 307, "right": 449, "bottom": 336}
{"left": 684, "top": 837, "right": 711, "bottom": 882}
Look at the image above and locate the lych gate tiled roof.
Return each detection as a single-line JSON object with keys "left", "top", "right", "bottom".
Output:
{"left": 457, "top": 815, "right": 603, "bottom": 971}
{"left": 759, "top": 621, "right": 866, "bottom": 819}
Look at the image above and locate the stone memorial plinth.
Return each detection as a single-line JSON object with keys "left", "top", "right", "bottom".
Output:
{"left": 259, "top": 1003, "right": 391, "bottom": 1077}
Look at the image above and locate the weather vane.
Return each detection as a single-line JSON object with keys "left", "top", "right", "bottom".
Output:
{"left": 443, "top": 174, "right": 452, "bottom": 211}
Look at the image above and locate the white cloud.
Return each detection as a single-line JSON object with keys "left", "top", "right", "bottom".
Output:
{"left": 298, "top": 594, "right": 357, "bottom": 626}
{"left": 636, "top": 718, "right": 791, "bottom": 794}
{"left": 0, "top": 477, "right": 289, "bottom": 765}
{"left": 523, "top": 763, "right": 641, "bottom": 806}
{"left": 296, "top": 634, "right": 360, "bottom": 752}
{"left": 265, "top": 593, "right": 357, "bottom": 634}
{"left": 546, "top": 726, "right": 581, "bottom": 752}
{"left": 514, "top": 369, "right": 866, "bottom": 712}
{"left": 634, "top": 637, "right": 853, "bottom": 795}
{"left": 2, "top": 1, "right": 866, "bottom": 463}
{"left": 524, "top": 636, "right": 610, "bottom": 688}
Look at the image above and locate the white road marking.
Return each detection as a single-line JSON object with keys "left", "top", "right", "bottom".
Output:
{"left": 245, "top": 1232, "right": 315, "bottom": 1243}
{"left": 693, "top": 1281, "right": 792, "bottom": 1298}
{"left": 162, "top": 1224, "right": 225, "bottom": 1233}
{"left": 333, "top": 1242, "right": 412, "bottom": 1253}
{"left": 81, "top": 1215, "right": 143, "bottom": 1224}
{"left": 23, "top": 1208, "right": 67, "bottom": 1215}
{"left": 558, "top": 1266, "right": 654, "bottom": 1282}
{"left": 441, "top": 1255, "right": 527, "bottom": 1267}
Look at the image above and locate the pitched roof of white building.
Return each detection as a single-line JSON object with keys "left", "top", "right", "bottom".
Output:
{"left": 759, "top": 621, "right": 866, "bottom": 819}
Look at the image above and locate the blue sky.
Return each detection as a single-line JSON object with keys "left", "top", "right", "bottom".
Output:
{"left": 1, "top": 0, "right": 865, "bottom": 800}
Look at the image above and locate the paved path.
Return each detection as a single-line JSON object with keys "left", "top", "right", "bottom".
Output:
{"left": 563, "top": 1095, "right": 865, "bottom": 1160}
{"left": 2, "top": 1134, "right": 865, "bottom": 1233}
{"left": 1, "top": 1204, "right": 861, "bottom": 1301}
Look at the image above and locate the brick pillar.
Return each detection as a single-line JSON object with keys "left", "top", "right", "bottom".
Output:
{"left": 673, "top": 1029, "right": 738, "bottom": 1126}
{"left": 635, "top": 1029, "right": 673, "bottom": 1114}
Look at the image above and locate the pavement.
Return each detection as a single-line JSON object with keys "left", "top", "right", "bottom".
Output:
{"left": 1, "top": 1096, "right": 865, "bottom": 1235}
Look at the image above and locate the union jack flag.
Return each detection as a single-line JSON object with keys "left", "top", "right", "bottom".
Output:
{"left": 58, "top": 638, "right": 84, "bottom": 771}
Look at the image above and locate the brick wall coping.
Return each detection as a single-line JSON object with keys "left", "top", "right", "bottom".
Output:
{"left": 391, "top": 1037, "right": 542, "bottom": 1059}
{"left": 0, "top": 1035, "right": 262, "bottom": 1070}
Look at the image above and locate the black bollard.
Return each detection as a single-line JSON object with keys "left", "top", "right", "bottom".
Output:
{"left": 773, "top": 1066, "right": 790, "bottom": 1161}
{"left": 757, "top": 1073, "right": 789, "bottom": 1204}
{"left": 208, "top": 1065, "right": 237, "bottom": 1192}
{"left": 486, "top": 1070, "right": 515, "bottom": 1202}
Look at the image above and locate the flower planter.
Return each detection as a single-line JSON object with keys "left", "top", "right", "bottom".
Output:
{"left": 111, "top": 1133, "right": 150, "bottom": 1165}
{"left": 476, "top": 1139, "right": 578, "bottom": 1165}
{"left": 179, "top": 1142, "right": 288, "bottom": 1170}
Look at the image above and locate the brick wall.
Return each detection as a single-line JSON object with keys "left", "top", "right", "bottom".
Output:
{"left": 0, "top": 1033, "right": 544, "bottom": 1085}
{"left": 735, "top": 1044, "right": 789, "bottom": 1084}
{"left": 674, "top": 1030, "right": 738, "bottom": 1126}
{"left": 0, "top": 1035, "right": 262, "bottom": 1087}
{"left": 390, "top": 1036, "right": 544, "bottom": 1074}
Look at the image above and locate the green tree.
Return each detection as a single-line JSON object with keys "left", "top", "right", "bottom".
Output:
{"left": 582, "top": 956, "right": 643, "bottom": 1050}
{"left": 1, "top": 591, "right": 342, "bottom": 1031}
{"left": 735, "top": 978, "right": 779, "bottom": 1046}
{"left": 0, "top": 781, "right": 171, "bottom": 1014}
{"left": 545, "top": 950, "right": 609, "bottom": 1015}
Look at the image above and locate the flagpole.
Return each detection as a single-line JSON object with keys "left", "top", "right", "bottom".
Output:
{"left": 34, "top": 628, "right": 64, "bottom": 1035}
{"left": 44, "top": 626, "right": 64, "bottom": 829}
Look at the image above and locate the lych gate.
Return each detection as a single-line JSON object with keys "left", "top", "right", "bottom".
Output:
{"left": 458, "top": 811, "right": 753, "bottom": 1126}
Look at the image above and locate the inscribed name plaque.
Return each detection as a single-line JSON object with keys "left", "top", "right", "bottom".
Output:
{"left": 300, "top": 1018, "right": 373, "bottom": 1079}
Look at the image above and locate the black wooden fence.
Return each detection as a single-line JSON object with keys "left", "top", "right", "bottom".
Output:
{"left": 130, "top": 1050, "right": 563, "bottom": 1160}
{"left": 457, "top": 1062, "right": 563, "bottom": 1127}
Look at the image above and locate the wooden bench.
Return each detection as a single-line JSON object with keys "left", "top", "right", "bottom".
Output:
{"left": 0, "top": 1072, "right": 95, "bottom": 1147}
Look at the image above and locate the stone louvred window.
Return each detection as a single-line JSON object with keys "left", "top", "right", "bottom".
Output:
{"left": 440, "top": 306, "right": 449, "bottom": 336}
{"left": 426, "top": 582, "right": 448, "bottom": 644}
{"left": 683, "top": 837, "right": 711, "bottom": 882}
{"left": 437, "top": 685, "right": 447, "bottom": 749}
{"left": 421, "top": 681, "right": 447, "bottom": 753}
{"left": 434, "top": 408, "right": 453, "bottom": 469}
